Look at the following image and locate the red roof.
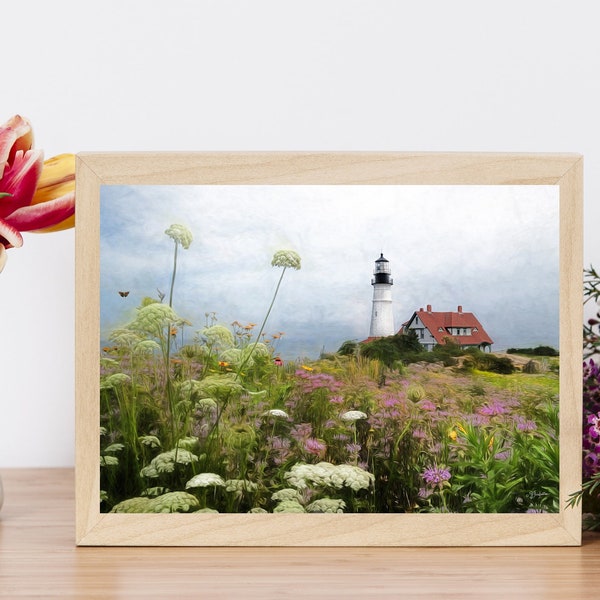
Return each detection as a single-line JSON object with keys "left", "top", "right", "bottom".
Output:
{"left": 403, "top": 305, "right": 493, "bottom": 346}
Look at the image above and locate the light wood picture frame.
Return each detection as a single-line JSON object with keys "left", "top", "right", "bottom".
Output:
{"left": 75, "top": 152, "right": 582, "bottom": 546}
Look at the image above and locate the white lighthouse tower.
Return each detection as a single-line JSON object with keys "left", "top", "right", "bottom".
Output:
{"left": 369, "top": 253, "right": 395, "bottom": 337}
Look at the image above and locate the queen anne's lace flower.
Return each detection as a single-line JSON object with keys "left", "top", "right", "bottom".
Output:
{"left": 150, "top": 491, "right": 199, "bottom": 513}
{"left": 186, "top": 472, "right": 226, "bottom": 488}
{"left": 133, "top": 340, "right": 161, "bottom": 355}
{"left": 165, "top": 223, "right": 193, "bottom": 249}
{"left": 284, "top": 462, "right": 374, "bottom": 492}
{"left": 264, "top": 409, "right": 289, "bottom": 419}
{"left": 202, "top": 325, "right": 235, "bottom": 349}
{"left": 130, "top": 303, "right": 180, "bottom": 337}
{"left": 194, "top": 374, "right": 243, "bottom": 398}
{"left": 101, "top": 373, "right": 131, "bottom": 389}
{"left": 271, "top": 488, "right": 302, "bottom": 502}
{"left": 110, "top": 497, "right": 153, "bottom": 513}
{"left": 341, "top": 410, "right": 368, "bottom": 422}
{"left": 306, "top": 498, "right": 346, "bottom": 513}
{"left": 273, "top": 499, "right": 306, "bottom": 513}
{"left": 219, "top": 348, "right": 243, "bottom": 367}
{"left": 175, "top": 437, "right": 199, "bottom": 451}
{"left": 140, "top": 449, "right": 199, "bottom": 478}
{"left": 195, "top": 397, "right": 218, "bottom": 412}
{"left": 271, "top": 250, "right": 301, "bottom": 270}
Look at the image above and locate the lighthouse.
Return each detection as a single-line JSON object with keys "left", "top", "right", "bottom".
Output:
{"left": 369, "top": 253, "right": 395, "bottom": 337}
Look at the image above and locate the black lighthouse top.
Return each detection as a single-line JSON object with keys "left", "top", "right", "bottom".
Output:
{"left": 371, "top": 253, "right": 393, "bottom": 285}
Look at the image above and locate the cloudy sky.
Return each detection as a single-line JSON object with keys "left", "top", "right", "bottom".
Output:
{"left": 99, "top": 184, "right": 559, "bottom": 359}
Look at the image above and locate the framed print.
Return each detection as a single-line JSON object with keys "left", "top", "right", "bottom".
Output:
{"left": 75, "top": 152, "right": 583, "bottom": 546}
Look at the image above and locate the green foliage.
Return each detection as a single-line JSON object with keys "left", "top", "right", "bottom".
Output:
{"left": 462, "top": 350, "right": 516, "bottom": 374}
{"left": 337, "top": 340, "right": 359, "bottom": 356}
{"left": 507, "top": 346, "right": 559, "bottom": 357}
{"left": 360, "top": 331, "right": 423, "bottom": 367}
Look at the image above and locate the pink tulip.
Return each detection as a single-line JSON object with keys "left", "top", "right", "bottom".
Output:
{"left": 0, "top": 115, "right": 75, "bottom": 272}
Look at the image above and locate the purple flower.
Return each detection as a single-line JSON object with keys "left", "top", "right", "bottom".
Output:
{"left": 304, "top": 438, "right": 327, "bottom": 456}
{"left": 383, "top": 395, "right": 401, "bottom": 408}
{"left": 516, "top": 418, "right": 537, "bottom": 432}
{"left": 290, "top": 423, "right": 312, "bottom": 442}
{"left": 478, "top": 401, "right": 507, "bottom": 416}
{"left": 587, "top": 414, "right": 600, "bottom": 439}
{"left": 419, "top": 400, "right": 436, "bottom": 411}
{"left": 422, "top": 466, "right": 451, "bottom": 485}
{"left": 346, "top": 443, "right": 362, "bottom": 454}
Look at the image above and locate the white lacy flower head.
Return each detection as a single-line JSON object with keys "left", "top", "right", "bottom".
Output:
{"left": 195, "top": 397, "right": 218, "bottom": 412}
{"left": 130, "top": 303, "right": 180, "bottom": 337}
{"left": 306, "top": 498, "right": 346, "bottom": 513}
{"left": 264, "top": 409, "right": 289, "bottom": 419}
{"left": 133, "top": 340, "right": 161, "bottom": 355}
{"left": 271, "top": 249, "right": 301, "bottom": 270}
{"left": 271, "top": 488, "right": 302, "bottom": 502}
{"left": 140, "top": 449, "right": 199, "bottom": 478}
{"left": 284, "top": 462, "right": 374, "bottom": 492}
{"left": 273, "top": 499, "right": 306, "bottom": 513}
{"left": 150, "top": 491, "right": 199, "bottom": 513}
{"left": 186, "top": 472, "right": 226, "bottom": 489}
{"left": 202, "top": 325, "right": 235, "bottom": 349}
{"left": 341, "top": 410, "right": 368, "bottom": 422}
{"left": 165, "top": 223, "right": 193, "bottom": 249}
{"left": 219, "top": 348, "right": 243, "bottom": 366}
{"left": 102, "top": 373, "right": 131, "bottom": 388}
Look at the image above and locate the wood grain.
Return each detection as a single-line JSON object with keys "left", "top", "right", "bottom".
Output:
{"left": 0, "top": 469, "right": 598, "bottom": 599}
{"left": 75, "top": 152, "right": 583, "bottom": 546}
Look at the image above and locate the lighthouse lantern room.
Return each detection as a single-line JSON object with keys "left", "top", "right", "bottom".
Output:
{"left": 369, "top": 253, "right": 395, "bottom": 338}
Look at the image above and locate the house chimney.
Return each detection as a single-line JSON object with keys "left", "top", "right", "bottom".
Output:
{"left": 419, "top": 307, "right": 423, "bottom": 312}
{"left": 457, "top": 305, "right": 463, "bottom": 313}
{"left": 427, "top": 304, "right": 432, "bottom": 312}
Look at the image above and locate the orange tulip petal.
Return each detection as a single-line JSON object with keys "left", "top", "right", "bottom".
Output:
{"left": 31, "top": 153, "right": 75, "bottom": 206}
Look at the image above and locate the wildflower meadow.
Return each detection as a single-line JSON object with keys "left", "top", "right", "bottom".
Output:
{"left": 100, "top": 224, "right": 560, "bottom": 514}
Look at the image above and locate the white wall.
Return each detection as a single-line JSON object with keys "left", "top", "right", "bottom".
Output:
{"left": 2, "top": 0, "right": 599, "bottom": 467}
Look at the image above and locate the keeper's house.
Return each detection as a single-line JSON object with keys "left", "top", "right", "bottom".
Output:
{"left": 400, "top": 304, "right": 493, "bottom": 352}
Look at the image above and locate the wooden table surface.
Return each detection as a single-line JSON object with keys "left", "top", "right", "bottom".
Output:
{"left": 0, "top": 469, "right": 598, "bottom": 598}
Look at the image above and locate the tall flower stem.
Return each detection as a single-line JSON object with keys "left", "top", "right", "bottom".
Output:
{"left": 236, "top": 267, "right": 286, "bottom": 379}
{"left": 163, "top": 224, "right": 193, "bottom": 447}
{"left": 236, "top": 250, "right": 301, "bottom": 380}
{"left": 168, "top": 240, "right": 178, "bottom": 309}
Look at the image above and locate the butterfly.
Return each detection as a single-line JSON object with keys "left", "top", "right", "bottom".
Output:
{"left": 118, "top": 291, "right": 130, "bottom": 297}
